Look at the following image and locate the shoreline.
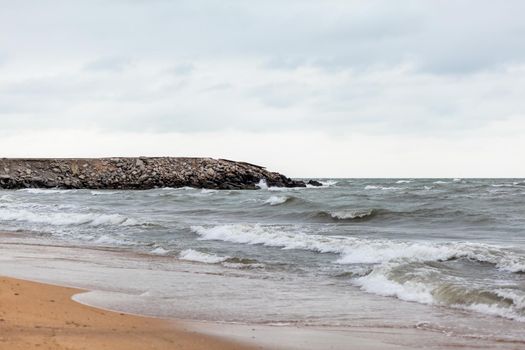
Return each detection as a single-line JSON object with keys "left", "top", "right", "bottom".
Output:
{"left": 0, "top": 276, "right": 458, "bottom": 350}
{"left": 0, "top": 275, "right": 257, "bottom": 350}
{"left": 1, "top": 232, "right": 525, "bottom": 349}
{"left": 0, "top": 275, "right": 417, "bottom": 350}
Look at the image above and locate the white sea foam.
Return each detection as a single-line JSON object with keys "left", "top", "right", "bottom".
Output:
{"left": 354, "top": 269, "right": 434, "bottom": 304}
{"left": 365, "top": 185, "right": 401, "bottom": 190}
{"left": 90, "top": 191, "right": 119, "bottom": 196}
{"left": 490, "top": 183, "right": 520, "bottom": 188}
{"left": 0, "top": 194, "right": 14, "bottom": 202}
{"left": 17, "top": 188, "right": 75, "bottom": 194}
{"left": 396, "top": 180, "right": 413, "bottom": 184}
{"left": 433, "top": 181, "right": 449, "bottom": 184}
{"left": 268, "top": 186, "right": 291, "bottom": 192}
{"left": 151, "top": 247, "right": 170, "bottom": 255}
{"left": 92, "top": 235, "right": 129, "bottom": 245}
{"left": 330, "top": 209, "right": 374, "bottom": 220}
{"left": 191, "top": 224, "right": 346, "bottom": 253}
{"left": 355, "top": 269, "right": 525, "bottom": 321}
{"left": 264, "top": 196, "right": 289, "bottom": 206}
{"left": 179, "top": 249, "right": 228, "bottom": 264}
{"left": 191, "top": 224, "right": 525, "bottom": 272}
{"left": 190, "top": 223, "right": 525, "bottom": 320}
{"left": 335, "top": 241, "right": 461, "bottom": 265}
{"left": 268, "top": 186, "right": 310, "bottom": 192}
{"left": 463, "top": 303, "right": 525, "bottom": 322}
{"left": 221, "top": 262, "right": 265, "bottom": 269}
{"left": 0, "top": 208, "right": 139, "bottom": 227}
{"left": 320, "top": 180, "right": 338, "bottom": 187}
{"left": 57, "top": 204, "right": 77, "bottom": 210}
{"left": 256, "top": 179, "right": 269, "bottom": 190}
{"left": 494, "top": 289, "right": 525, "bottom": 311}
{"left": 182, "top": 188, "right": 218, "bottom": 197}
{"left": 354, "top": 262, "right": 525, "bottom": 322}
{"left": 344, "top": 242, "right": 525, "bottom": 273}
{"left": 161, "top": 186, "right": 194, "bottom": 191}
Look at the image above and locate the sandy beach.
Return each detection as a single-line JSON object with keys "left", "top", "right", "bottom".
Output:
{"left": 0, "top": 276, "right": 255, "bottom": 350}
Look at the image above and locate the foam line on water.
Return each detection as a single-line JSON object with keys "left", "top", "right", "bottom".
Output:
{"left": 190, "top": 224, "right": 525, "bottom": 272}
{"left": 179, "top": 249, "right": 229, "bottom": 264}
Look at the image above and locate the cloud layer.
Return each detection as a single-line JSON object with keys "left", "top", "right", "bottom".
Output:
{"left": 1, "top": 1, "right": 524, "bottom": 176}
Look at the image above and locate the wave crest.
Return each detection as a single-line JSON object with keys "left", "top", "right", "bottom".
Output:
{"left": 309, "top": 209, "right": 377, "bottom": 221}
{"left": 17, "top": 188, "right": 76, "bottom": 194}
{"left": 264, "top": 195, "right": 292, "bottom": 206}
{"left": 365, "top": 185, "right": 401, "bottom": 190}
{"left": 0, "top": 208, "right": 142, "bottom": 227}
{"left": 179, "top": 249, "right": 228, "bottom": 264}
{"left": 191, "top": 224, "right": 525, "bottom": 274}
{"left": 354, "top": 265, "right": 525, "bottom": 322}
{"left": 329, "top": 209, "right": 376, "bottom": 220}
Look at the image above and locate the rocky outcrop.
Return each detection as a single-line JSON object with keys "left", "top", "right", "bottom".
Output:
{"left": 0, "top": 157, "right": 306, "bottom": 190}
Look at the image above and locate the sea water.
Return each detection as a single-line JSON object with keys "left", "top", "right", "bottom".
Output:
{"left": 1, "top": 179, "right": 524, "bottom": 343}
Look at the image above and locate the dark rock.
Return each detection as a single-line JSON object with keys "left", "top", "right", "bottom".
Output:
{"left": 307, "top": 180, "right": 323, "bottom": 187}
{"left": 0, "top": 158, "right": 304, "bottom": 190}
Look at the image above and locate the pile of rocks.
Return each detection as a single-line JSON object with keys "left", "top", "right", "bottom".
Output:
{"left": 0, "top": 157, "right": 307, "bottom": 190}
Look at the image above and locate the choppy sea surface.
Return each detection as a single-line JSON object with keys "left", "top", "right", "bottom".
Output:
{"left": 1, "top": 179, "right": 524, "bottom": 342}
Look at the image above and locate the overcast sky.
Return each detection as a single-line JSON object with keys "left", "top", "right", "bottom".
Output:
{"left": 1, "top": 0, "right": 524, "bottom": 177}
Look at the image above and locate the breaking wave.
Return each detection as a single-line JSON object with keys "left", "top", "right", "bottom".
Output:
{"left": 4, "top": 177, "right": 525, "bottom": 330}
{"left": 179, "top": 249, "right": 229, "bottom": 264}
{"left": 264, "top": 195, "right": 293, "bottom": 206}
{"left": 312, "top": 209, "right": 377, "bottom": 221}
{"left": 17, "top": 188, "right": 76, "bottom": 194}
{"left": 190, "top": 223, "right": 525, "bottom": 320}
{"left": 0, "top": 208, "right": 141, "bottom": 227}
{"left": 150, "top": 247, "right": 170, "bottom": 255}
{"left": 256, "top": 179, "right": 269, "bottom": 190}
{"left": 90, "top": 191, "right": 119, "bottom": 196}
{"left": 354, "top": 266, "right": 525, "bottom": 322}
{"left": 396, "top": 180, "right": 413, "bottom": 184}
{"left": 306, "top": 207, "right": 479, "bottom": 223}
{"left": 364, "top": 185, "right": 402, "bottom": 190}
{"left": 328, "top": 209, "right": 376, "bottom": 220}
{"left": 0, "top": 194, "right": 14, "bottom": 202}
{"left": 190, "top": 224, "right": 524, "bottom": 272}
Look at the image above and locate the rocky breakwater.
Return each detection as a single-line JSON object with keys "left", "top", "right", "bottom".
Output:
{"left": 0, "top": 157, "right": 306, "bottom": 190}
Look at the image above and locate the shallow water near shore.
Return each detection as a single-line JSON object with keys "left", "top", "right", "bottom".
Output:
{"left": 1, "top": 179, "right": 525, "bottom": 345}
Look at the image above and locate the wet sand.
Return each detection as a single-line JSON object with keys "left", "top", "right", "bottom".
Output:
{"left": 0, "top": 276, "right": 256, "bottom": 350}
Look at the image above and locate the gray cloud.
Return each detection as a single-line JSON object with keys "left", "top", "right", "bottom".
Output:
{"left": 168, "top": 63, "right": 194, "bottom": 76}
{"left": 84, "top": 56, "right": 133, "bottom": 72}
{"left": 0, "top": 51, "right": 7, "bottom": 66}
{"left": 0, "top": 0, "right": 524, "bottom": 138}
{"left": 3, "top": 1, "right": 524, "bottom": 73}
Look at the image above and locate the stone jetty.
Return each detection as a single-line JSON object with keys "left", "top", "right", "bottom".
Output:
{"left": 0, "top": 157, "right": 306, "bottom": 190}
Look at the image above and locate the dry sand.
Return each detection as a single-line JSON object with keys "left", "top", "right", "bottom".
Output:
{"left": 0, "top": 276, "right": 256, "bottom": 350}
